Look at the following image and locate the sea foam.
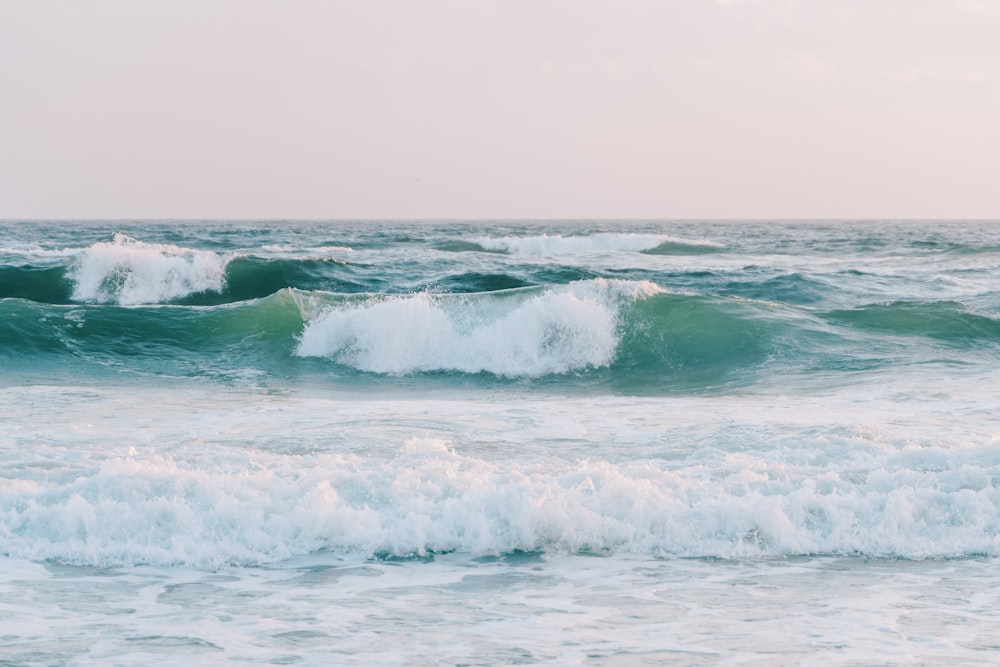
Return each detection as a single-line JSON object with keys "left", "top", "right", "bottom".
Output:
{"left": 3, "top": 436, "right": 999, "bottom": 567}
{"left": 295, "top": 279, "right": 663, "bottom": 376}
{"left": 68, "top": 233, "right": 231, "bottom": 305}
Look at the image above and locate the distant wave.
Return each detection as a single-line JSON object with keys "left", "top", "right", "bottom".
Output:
{"left": 825, "top": 301, "right": 1000, "bottom": 343}
{"left": 465, "top": 233, "right": 724, "bottom": 256}
{"left": 214, "top": 256, "right": 363, "bottom": 305}
{"left": 2, "top": 235, "right": 364, "bottom": 306}
{"left": 257, "top": 244, "right": 354, "bottom": 257}
{"left": 0, "top": 243, "right": 79, "bottom": 260}
{"left": 68, "top": 233, "right": 232, "bottom": 305}
{"left": 3, "top": 435, "right": 998, "bottom": 566}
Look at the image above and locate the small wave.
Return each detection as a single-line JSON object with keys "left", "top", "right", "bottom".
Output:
{"left": 67, "top": 233, "right": 231, "bottom": 305}
{"left": 642, "top": 240, "right": 727, "bottom": 256}
{"left": 0, "top": 291, "right": 305, "bottom": 370}
{"left": 824, "top": 301, "right": 1000, "bottom": 344}
{"left": 723, "top": 273, "right": 828, "bottom": 305}
{"left": 211, "top": 257, "right": 363, "bottom": 305}
{"left": 421, "top": 272, "right": 534, "bottom": 294}
{"left": 0, "top": 244, "right": 80, "bottom": 260}
{"left": 434, "top": 240, "right": 507, "bottom": 253}
{"left": 474, "top": 233, "right": 723, "bottom": 256}
{"left": 296, "top": 279, "right": 664, "bottom": 376}
{"left": 258, "top": 244, "right": 353, "bottom": 257}
{"left": 3, "top": 436, "right": 999, "bottom": 566}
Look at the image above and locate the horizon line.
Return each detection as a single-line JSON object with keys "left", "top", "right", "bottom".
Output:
{"left": 4, "top": 217, "right": 1000, "bottom": 223}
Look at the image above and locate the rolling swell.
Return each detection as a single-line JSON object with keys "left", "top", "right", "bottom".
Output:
{"left": 0, "top": 292, "right": 304, "bottom": 375}
{"left": 0, "top": 265, "right": 73, "bottom": 303}
{"left": 611, "top": 293, "right": 792, "bottom": 389}
{"left": 642, "top": 240, "right": 726, "bottom": 255}
{"left": 10, "top": 279, "right": 983, "bottom": 390}
{"left": 420, "top": 272, "right": 534, "bottom": 293}
{"left": 823, "top": 301, "right": 1000, "bottom": 344}
{"left": 722, "top": 273, "right": 829, "bottom": 305}
{"left": 8, "top": 244, "right": 1000, "bottom": 390}
{"left": 293, "top": 280, "right": 817, "bottom": 390}
{"left": 472, "top": 232, "right": 723, "bottom": 256}
{"left": 292, "top": 286, "right": 1000, "bottom": 388}
{"left": 185, "top": 256, "right": 367, "bottom": 305}
{"left": 7, "top": 281, "right": 799, "bottom": 389}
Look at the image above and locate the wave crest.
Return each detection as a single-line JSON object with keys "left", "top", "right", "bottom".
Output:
{"left": 296, "top": 280, "right": 664, "bottom": 376}
{"left": 68, "top": 233, "right": 231, "bottom": 305}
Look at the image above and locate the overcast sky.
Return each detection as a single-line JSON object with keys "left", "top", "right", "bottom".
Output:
{"left": 2, "top": 0, "right": 998, "bottom": 219}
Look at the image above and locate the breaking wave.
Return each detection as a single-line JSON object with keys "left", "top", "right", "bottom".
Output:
{"left": 3, "top": 436, "right": 999, "bottom": 567}
{"left": 296, "top": 280, "right": 665, "bottom": 376}
{"left": 67, "top": 233, "right": 231, "bottom": 305}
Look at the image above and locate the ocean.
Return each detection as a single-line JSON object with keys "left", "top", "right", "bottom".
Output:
{"left": 2, "top": 220, "right": 1000, "bottom": 665}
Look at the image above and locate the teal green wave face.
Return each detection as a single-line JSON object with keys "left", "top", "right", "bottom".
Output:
{"left": 0, "top": 291, "right": 305, "bottom": 380}
{"left": 823, "top": 301, "right": 1000, "bottom": 344}
{"left": 0, "top": 265, "right": 74, "bottom": 304}
{"left": 5, "top": 220, "right": 1000, "bottom": 394}
{"left": 5, "top": 284, "right": 997, "bottom": 393}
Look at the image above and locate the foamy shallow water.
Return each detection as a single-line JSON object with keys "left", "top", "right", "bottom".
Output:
{"left": 5, "top": 377, "right": 1000, "bottom": 565}
{"left": 3, "top": 379, "right": 1000, "bottom": 664}
{"left": 4, "top": 553, "right": 999, "bottom": 665}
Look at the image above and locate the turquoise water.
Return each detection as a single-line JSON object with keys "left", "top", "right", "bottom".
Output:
{"left": 3, "top": 220, "right": 1000, "bottom": 664}
{"left": 5, "top": 220, "right": 1000, "bottom": 392}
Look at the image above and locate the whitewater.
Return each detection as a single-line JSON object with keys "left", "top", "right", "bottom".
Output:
{"left": 2, "top": 220, "right": 1000, "bottom": 665}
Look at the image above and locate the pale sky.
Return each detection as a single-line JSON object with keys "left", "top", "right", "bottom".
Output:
{"left": 1, "top": 0, "right": 998, "bottom": 219}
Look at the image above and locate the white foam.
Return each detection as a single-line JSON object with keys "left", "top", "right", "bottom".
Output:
{"left": 3, "top": 434, "right": 1000, "bottom": 567}
{"left": 67, "top": 233, "right": 231, "bottom": 305}
{"left": 475, "top": 233, "right": 723, "bottom": 256}
{"left": 295, "top": 279, "right": 663, "bottom": 376}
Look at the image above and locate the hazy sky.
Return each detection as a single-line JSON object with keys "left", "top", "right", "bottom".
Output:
{"left": 2, "top": 0, "right": 998, "bottom": 219}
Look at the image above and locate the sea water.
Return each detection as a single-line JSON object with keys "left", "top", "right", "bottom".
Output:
{"left": 2, "top": 220, "right": 1000, "bottom": 665}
